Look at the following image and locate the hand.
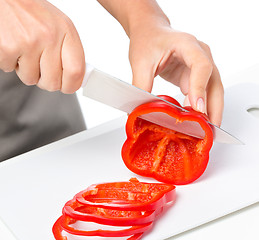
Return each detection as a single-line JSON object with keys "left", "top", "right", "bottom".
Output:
{"left": 129, "top": 25, "right": 224, "bottom": 127}
{"left": 0, "top": 0, "right": 85, "bottom": 93}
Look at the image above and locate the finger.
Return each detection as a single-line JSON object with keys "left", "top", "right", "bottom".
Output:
{"left": 184, "top": 93, "right": 208, "bottom": 115}
{"left": 206, "top": 66, "right": 224, "bottom": 127}
{"left": 189, "top": 62, "right": 211, "bottom": 113}
{"left": 16, "top": 53, "right": 40, "bottom": 86}
{"left": 183, "top": 44, "right": 213, "bottom": 113}
{"left": 131, "top": 60, "right": 155, "bottom": 93}
{"left": 37, "top": 44, "right": 62, "bottom": 91}
{"left": 183, "top": 94, "right": 191, "bottom": 107}
{"left": 198, "top": 41, "right": 223, "bottom": 125}
{"left": 178, "top": 67, "right": 191, "bottom": 95}
{"left": 61, "top": 32, "right": 85, "bottom": 94}
{"left": 0, "top": 47, "right": 19, "bottom": 73}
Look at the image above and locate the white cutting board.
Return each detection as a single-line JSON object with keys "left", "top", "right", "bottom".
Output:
{"left": 0, "top": 82, "right": 259, "bottom": 240}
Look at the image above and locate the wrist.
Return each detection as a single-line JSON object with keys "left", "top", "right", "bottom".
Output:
{"left": 98, "top": 0, "right": 170, "bottom": 38}
{"left": 124, "top": 0, "right": 171, "bottom": 37}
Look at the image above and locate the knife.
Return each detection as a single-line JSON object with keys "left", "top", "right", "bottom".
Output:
{"left": 82, "top": 64, "right": 243, "bottom": 145}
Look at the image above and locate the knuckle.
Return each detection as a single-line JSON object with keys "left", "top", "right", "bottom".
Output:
{"left": 40, "top": 24, "right": 58, "bottom": 45}
{"left": 176, "top": 32, "right": 199, "bottom": 48}
{"left": 183, "top": 32, "right": 198, "bottom": 42}
{"left": 18, "top": 30, "right": 37, "bottom": 49}
{"left": 0, "top": 44, "right": 18, "bottom": 59}
{"left": 63, "top": 15, "right": 76, "bottom": 32}
{"left": 20, "top": 25, "right": 57, "bottom": 49}
{"left": 200, "top": 41, "right": 211, "bottom": 52}
{"left": 39, "top": 16, "right": 74, "bottom": 46}
{"left": 22, "top": 34, "right": 39, "bottom": 49}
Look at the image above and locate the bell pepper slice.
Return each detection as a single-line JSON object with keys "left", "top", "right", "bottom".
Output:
{"left": 59, "top": 215, "right": 152, "bottom": 237}
{"left": 63, "top": 198, "right": 163, "bottom": 226}
{"left": 121, "top": 96, "right": 213, "bottom": 185}
{"left": 52, "top": 216, "right": 144, "bottom": 240}
{"left": 76, "top": 178, "right": 175, "bottom": 211}
{"left": 53, "top": 178, "right": 176, "bottom": 240}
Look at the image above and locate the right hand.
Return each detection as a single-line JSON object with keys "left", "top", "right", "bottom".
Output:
{"left": 0, "top": 0, "right": 85, "bottom": 93}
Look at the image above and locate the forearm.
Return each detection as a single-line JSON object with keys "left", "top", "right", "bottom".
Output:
{"left": 97, "top": 0, "right": 170, "bottom": 37}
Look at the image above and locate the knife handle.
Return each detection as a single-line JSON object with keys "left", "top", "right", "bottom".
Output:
{"left": 81, "top": 63, "right": 95, "bottom": 88}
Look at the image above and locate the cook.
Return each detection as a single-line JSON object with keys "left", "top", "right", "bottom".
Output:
{"left": 0, "top": 0, "right": 224, "bottom": 162}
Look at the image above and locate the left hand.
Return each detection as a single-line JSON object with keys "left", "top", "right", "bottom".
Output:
{"left": 129, "top": 25, "right": 224, "bottom": 127}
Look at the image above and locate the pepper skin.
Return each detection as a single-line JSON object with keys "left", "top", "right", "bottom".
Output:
{"left": 121, "top": 96, "right": 213, "bottom": 185}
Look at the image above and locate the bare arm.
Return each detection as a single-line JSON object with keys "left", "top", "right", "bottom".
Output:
{"left": 97, "top": 0, "right": 224, "bottom": 126}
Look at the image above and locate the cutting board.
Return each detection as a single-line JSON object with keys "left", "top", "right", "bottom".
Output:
{"left": 0, "top": 82, "right": 259, "bottom": 240}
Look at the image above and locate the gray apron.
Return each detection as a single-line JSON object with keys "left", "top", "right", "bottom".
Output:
{"left": 0, "top": 70, "right": 86, "bottom": 162}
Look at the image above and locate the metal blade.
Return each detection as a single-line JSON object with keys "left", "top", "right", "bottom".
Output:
{"left": 83, "top": 68, "right": 243, "bottom": 144}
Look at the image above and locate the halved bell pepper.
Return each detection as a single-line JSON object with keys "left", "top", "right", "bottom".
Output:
{"left": 121, "top": 96, "right": 213, "bottom": 185}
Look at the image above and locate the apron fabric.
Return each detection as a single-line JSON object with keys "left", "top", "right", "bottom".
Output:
{"left": 0, "top": 70, "right": 86, "bottom": 162}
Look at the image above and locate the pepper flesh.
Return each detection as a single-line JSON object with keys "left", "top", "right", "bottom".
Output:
{"left": 121, "top": 96, "right": 213, "bottom": 185}
{"left": 76, "top": 178, "right": 175, "bottom": 211}
{"left": 63, "top": 199, "right": 163, "bottom": 226}
{"left": 59, "top": 215, "right": 153, "bottom": 237}
{"left": 53, "top": 178, "right": 176, "bottom": 240}
{"left": 53, "top": 216, "right": 144, "bottom": 240}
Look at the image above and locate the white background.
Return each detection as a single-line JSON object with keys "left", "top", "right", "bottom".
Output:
{"left": 51, "top": 0, "right": 259, "bottom": 129}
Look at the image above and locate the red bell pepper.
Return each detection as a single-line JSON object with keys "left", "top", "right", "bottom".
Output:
{"left": 53, "top": 178, "right": 176, "bottom": 240}
{"left": 53, "top": 216, "right": 144, "bottom": 240}
{"left": 76, "top": 178, "right": 175, "bottom": 211}
{"left": 121, "top": 96, "right": 213, "bottom": 185}
{"left": 58, "top": 215, "right": 152, "bottom": 237}
{"left": 63, "top": 199, "right": 163, "bottom": 226}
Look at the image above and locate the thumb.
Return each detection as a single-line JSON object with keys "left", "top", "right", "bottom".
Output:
{"left": 131, "top": 61, "right": 155, "bottom": 93}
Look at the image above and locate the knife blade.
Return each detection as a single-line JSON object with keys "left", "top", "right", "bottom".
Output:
{"left": 82, "top": 64, "right": 243, "bottom": 145}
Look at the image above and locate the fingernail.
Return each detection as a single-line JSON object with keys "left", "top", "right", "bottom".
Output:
{"left": 196, "top": 98, "right": 205, "bottom": 113}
